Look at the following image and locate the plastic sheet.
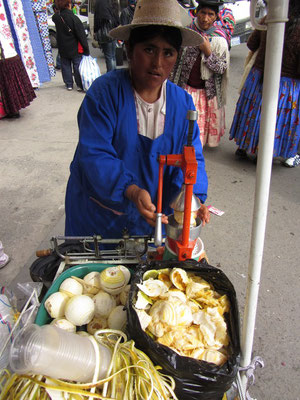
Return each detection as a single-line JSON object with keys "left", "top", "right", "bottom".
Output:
{"left": 0, "top": 288, "right": 16, "bottom": 369}
{"left": 127, "top": 259, "right": 240, "bottom": 400}
{"left": 17, "top": 282, "right": 43, "bottom": 326}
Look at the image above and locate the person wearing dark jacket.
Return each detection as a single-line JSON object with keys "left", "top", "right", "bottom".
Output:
{"left": 120, "top": 0, "right": 136, "bottom": 26}
{"left": 52, "top": 0, "right": 89, "bottom": 90}
{"left": 94, "top": 0, "right": 119, "bottom": 72}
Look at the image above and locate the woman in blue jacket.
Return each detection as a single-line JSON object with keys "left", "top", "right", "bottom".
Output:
{"left": 65, "top": 0, "right": 210, "bottom": 238}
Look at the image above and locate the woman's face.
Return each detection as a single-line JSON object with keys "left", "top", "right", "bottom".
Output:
{"left": 196, "top": 7, "right": 217, "bottom": 30}
{"left": 128, "top": 36, "right": 178, "bottom": 96}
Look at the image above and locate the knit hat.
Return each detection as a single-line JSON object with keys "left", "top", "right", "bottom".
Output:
{"left": 109, "top": 0, "right": 204, "bottom": 46}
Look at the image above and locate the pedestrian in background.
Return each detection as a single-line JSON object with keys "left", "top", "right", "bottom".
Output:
{"left": 94, "top": 0, "right": 119, "bottom": 72}
{"left": 120, "top": 0, "right": 136, "bottom": 26}
{"left": 52, "top": 0, "right": 89, "bottom": 91}
{"left": 229, "top": 0, "right": 300, "bottom": 168}
{"left": 170, "top": 0, "right": 229, "bottom": 148}
{"left": 189, "top": 3, "right": 235, "bottom": 48}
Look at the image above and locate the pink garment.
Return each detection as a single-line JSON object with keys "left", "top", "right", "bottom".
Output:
{"left": 0, "top": 99, "right": 7, "bottom": 118}
{"left": 185, "top": 84, "right": 225, "bottom": 148}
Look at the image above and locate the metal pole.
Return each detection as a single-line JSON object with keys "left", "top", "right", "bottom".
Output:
{"left": 240, "top": 0, "right": 289, "bottom": 395}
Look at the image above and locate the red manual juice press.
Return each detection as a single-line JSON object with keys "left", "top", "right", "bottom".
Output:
{"left": 154, "top": 110, "right": 203, "bottom": 261}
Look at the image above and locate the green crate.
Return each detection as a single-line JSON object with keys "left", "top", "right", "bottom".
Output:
{"left": 35, "top": 263, "right": 126, "bottom": 326}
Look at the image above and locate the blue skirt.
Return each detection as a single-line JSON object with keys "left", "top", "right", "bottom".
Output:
{"left": 229, "top": 67, "right": 300, "bottom": 158}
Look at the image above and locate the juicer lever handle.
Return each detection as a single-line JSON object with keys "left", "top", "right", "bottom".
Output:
{"left": 154, "top": 213, "right": 163, "bottom": 247}
{"left": 186, "top": 110, "right": 198, "bottom": 147}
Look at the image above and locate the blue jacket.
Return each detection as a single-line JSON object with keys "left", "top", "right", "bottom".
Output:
{"left": 65, "top": 69, "right": 208, "bottom": 238}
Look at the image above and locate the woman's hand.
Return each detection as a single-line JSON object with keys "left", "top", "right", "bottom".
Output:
{"left": 199, "top": 36, "right": 212, "bottom": 58}
{"left": 197, "top": 204, "right": 210, "bottom": 226}
{"left": 125, "top": 185, "right": 168, "bottom": 227}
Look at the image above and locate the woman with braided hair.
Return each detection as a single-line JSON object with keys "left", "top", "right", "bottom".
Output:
{"left": 170, "top": 0, "right": 230, "bottom": 148}
{"left": 229, "top": 0, "right": 300, "bottom": 167}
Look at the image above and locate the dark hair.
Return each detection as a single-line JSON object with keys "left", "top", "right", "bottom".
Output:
{"left": 289, "top": 0, "right": 300, "bottom": 17}
{"left": 55, "top": 0, "right": 71, "bottom": 11}
{"left": 286, "top": 0, "right": 300, "bottom": 37}
{"left": 128, "top": 25, "right": 182, "bottom": 53}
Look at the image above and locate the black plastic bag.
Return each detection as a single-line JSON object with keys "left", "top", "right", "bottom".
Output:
{"left": 127, "top": 259, "right": 240, "bottom": 400}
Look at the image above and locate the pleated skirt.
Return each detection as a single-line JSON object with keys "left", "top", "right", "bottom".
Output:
{"left": 229, "top": 67, "right": 300, "bottom": 159}
{"left": 185, "top": 84, "right": 225, "bottom": 148}
{"left": 0, "top": 55, "right": 36, "bottom": 115}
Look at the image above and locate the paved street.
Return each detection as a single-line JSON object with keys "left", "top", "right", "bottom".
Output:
{"left": 0, "top": 41, "right": 299, "bottom": 399}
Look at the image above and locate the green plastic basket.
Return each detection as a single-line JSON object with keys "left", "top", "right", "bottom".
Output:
{"left": 35, "top": 263, "right": 125, "bottom": 326}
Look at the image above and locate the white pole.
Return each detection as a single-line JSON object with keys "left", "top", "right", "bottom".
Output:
{"left": 240, "top": 0, "right": 289, "bottom": 395}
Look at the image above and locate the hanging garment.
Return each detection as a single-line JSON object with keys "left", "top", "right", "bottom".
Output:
{"left": 0, "top": 3, "right": 36, "bottom": 115}
{"left": 0, "top": 0, "right": 17, "bottom": 58}
{"left": 2, "top": 0, "right": 20, "bottom": 54}
{"left": 21, "top": 0, "right": 51, "bottom": 83}
{"left": 31, "top": 0, "right": 55, "bottom": 77}
{"left": 4, "top": 0, "right": 40, "bottom": 87}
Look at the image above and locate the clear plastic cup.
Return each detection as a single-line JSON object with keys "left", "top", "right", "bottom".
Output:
{"left": 10, "top": 324, "right": 111, "bottom": 383}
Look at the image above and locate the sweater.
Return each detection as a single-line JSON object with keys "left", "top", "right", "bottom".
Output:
{"left": 170, "top": 21, "right": 229, "bottom": 109}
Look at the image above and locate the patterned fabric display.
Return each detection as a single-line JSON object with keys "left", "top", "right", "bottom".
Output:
{"left": 21, "top": 0, "right": 50, "bottom": 83}
{"left": 2, "top": 0, "right": 20, "bottom": 55}
{"left": 0, "top": 0, "right": 17, "bottom": 58}
{"left": 4, "top": 0, "right": 40, "bottom": 87}
{"left": 31, "top": 0, "right": 55, "bottom": 77}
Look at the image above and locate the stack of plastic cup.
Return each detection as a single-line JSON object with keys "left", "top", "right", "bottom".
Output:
{"left": 9, "top": 324, "right": 111, "bottom": 383}
{"left": 0, "top": 294, "right": 14, "bottom": 370}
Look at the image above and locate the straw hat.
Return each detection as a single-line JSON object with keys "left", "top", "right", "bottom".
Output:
{"left": 109, "top": 0, "right": 204, "bottom": 46}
